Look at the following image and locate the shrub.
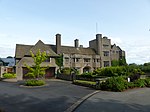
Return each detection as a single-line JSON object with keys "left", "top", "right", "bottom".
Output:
{"left": 100, "top": 76, "right": 127, "bottom": 92}
{"left": 61, "top": 67, "right": 71, "bottom": 75}
{"left": 134, "top": 79, "right": 146, "bottom": 88}
{"left": 74, "top": 80, "right": 96, "bottom": 85}
{"left": 25, "top": 79, "right": 45, "bottom": 86}
{"left": 3, "top": 73, "right": 16, "bottom": 79}
{"left": 144, "top": 78, "right": 150, "bottom": 87}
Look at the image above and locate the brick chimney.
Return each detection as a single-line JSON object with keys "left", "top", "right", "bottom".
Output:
{"left": 56, "top": 34, "right": 61, "bottom": 54}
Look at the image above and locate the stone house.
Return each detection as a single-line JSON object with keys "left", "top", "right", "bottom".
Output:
{"left": 15, "top": 34, "right": 125, "bottom": 80}
{"left": 0, "top": 57, "right": 15, "bottom": 78}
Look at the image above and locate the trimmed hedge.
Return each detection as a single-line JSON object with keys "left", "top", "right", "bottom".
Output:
{"left": 25, "top": 79, "right": 45, "bottom": 86}
{"left": 3, "top": 73, "right": 16, "bottom": 79}
{"left": 73, "top": 80, "right": 96, "bottom": 88}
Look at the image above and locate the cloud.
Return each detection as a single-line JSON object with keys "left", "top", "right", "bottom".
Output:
{"left": 0, "top": 47, "right": 14, "bottom": 58}
{"left": 111, "top": 37, "right": 150, "bottom": 64}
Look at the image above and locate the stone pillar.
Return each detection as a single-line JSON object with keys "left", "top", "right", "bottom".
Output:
{"left": 16, "top": 66, "right": 23, "bottom": 80}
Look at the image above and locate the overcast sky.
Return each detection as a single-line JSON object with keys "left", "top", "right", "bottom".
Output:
{"left": 0, "top": 0, "right": 150, "bottom": 64}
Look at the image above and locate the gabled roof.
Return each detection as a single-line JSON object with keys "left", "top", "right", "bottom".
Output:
{"left": 111, "top": 44, "right": 122, "bottom": 51}
{"left": 15, "top": 44, "right": 33, "bottom": 58}
{"left": 15, "top": 40, "right": 58, "bottom": 59}
{"left": 25, "top": 40, "right": 58, "bottom": 57}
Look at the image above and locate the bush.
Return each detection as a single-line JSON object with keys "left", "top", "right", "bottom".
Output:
{"left": 61, "top": 67, "right": 71, "bottom": 75}
{"left": 127, "top": 82, "right": 135, "bottom": 89}
{"left": 100, "top": 76, "right": 127, "bottom": 92}
{"left": 25, "top": 79, "right": 45, "bottom": 86}
{"left": 3, "top": 73, "right": 16, "bottom": 79}
{"left": 144, "top": 78, "right": 150, "bottom": 87}
{"left": 73, "top": 80, "right": 96, "bottom": 88}
{"left": 133, "top": 79, "right": 146, "bottom": 88}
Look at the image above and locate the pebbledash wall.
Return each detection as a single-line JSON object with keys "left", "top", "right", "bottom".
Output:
{"left": 15, "top": 34, "right": 125, "bottom": 80}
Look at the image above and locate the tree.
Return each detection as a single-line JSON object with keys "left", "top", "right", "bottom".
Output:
{"left": 55, "top": 54, "right": 63, "bottom": 73}
{"left": 119, "top": 56, "right": 127, "bottom": 66}
{"left": 25, "top": 49, "right": 48, "bottom": 79}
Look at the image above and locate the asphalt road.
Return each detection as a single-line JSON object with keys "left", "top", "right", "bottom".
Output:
{"left": 75, "top": 88, "right": 150, "bottom": 112}
{"left": 0, "top": 80, "right": 95, "bottom": 112}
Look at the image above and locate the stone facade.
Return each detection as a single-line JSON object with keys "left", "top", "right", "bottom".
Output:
{"left": 60, "top": 34, "right": 125, "bottom": 73}
{"left": 15, "top": 33, "right": 125, "bottom": 80}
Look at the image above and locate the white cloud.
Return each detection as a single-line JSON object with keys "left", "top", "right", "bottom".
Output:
{"left": 111, "top": 38, "right": 150, "bottom": 64}
{"left": 0, "top": 47, "right": 14, "bottom": 58}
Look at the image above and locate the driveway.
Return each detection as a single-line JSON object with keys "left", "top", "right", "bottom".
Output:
{"left": 75, "top": 88, "right": 150, "bottom": 112}
{"left": 0, "top": 80, "right": 95, "bottom": 112}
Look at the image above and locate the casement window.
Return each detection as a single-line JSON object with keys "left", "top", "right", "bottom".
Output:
{"left": 97, "top": 59, "right": 100, "bottom": 62}
{"left": 84, "top": 58, "right": 91, "bottom": 62}
{"left": 103, "top": 51, "right": 109, "bottom": 56}
{"left": 103, "top": 44, "right": 109, "bottom": 47}
{"left": 104, "top": 61, "right": 109, "bottom": 67}
{"left": 65, "top": 57, "right": 69, "bottom": 63}
{"left": 45, "top": 58, "right": 51, "bottom": 62}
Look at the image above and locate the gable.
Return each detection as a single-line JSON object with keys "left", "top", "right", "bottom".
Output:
{"left": 24, "top": 40, "right": 58, "bottom": 57}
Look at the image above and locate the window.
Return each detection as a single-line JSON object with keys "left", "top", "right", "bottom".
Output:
{"left": 76, "top": 58, "right": 80, "bottom": 62}
{"left": 103, "top": 51, "right": 109, "bottom": 56}
{"left": 104, "top": 61, "right": 109, "bottom": 67}
{"left": 72, "top": 58, "right": 75, "bottom": 62}
{"left": 65, "top": 57, "right": 69, "bottom": 63}
{"left": 84, "top": 58, "right": 90, "bottom": 62}
{"left": 112, "top": 50, "right": 115, "bottom": 53}
{"left": 103, "top": 44, "right": 109, "bottom": 47}
{"left": 116, "top": 51, "right": 119, "bottom": 53}
{"left": 93, "top": 59, "right": 96, "bottom": 62}
{"left": 45, "top": 58, "right": 51, "bottom": 62}
{"left": 97, "top": 59, "right": 100, "bottom": 62}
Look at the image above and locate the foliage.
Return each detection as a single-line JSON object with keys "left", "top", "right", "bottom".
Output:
{"left": 74, "top": 80, "right": 96, "bottom": 85}
{"left": 100, "top": 76, "right": 127, "bottom": 92}
{"left": 73, "top": 80, "right": 96, "bottom": 88}
{"left": 3, "top": 73, "right": 16, "bottom": 79}
{"left": 25, "top": 79, "right": 45, "bottom": 86}
{"left": 55, "top": 54, "right": 63, "bottom": 72}
{"left": 133, "top": 79, "right": 146, "bottom": 87}
{"left": 111, "top": 60, "right": 120, "bottom": 67}
{"left": 144, "top": 78, "right": 150, "bottom": 87}
{"left": 61, "top": 67, "right": 71, "bottom": 75}
{"left": 119, "top": 56, "right": 127, "bottom": 66}
{"left": 94, "top": 66, "right": 128, "bottom": 77}
{"left": 25, "top": 49, "right": 48, "bottom": 79}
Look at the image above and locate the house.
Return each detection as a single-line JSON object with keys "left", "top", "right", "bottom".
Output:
{"left": 15, "top": 34, "right": 125, "bottom": 80}
{"left": 0, "top": 57, "right": 15, "bottom": 78}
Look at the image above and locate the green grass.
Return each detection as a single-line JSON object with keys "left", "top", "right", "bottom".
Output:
{"left": 74, "top": 80, "right": 96, "bottom": 85}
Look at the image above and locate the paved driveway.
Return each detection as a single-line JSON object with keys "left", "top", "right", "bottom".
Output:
{"left": 75, "top": 88, "right": 150, "bottom": 112}
{"left": 0, "top": 80, "right": 95, "bottom": 112}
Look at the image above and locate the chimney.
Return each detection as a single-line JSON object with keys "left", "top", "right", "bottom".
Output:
{"left": 96, "top": 34, "right": 102, "bottom": 55}
{"left": 80, "top": 45, "right": 83, "bottom": 48}
{"left": 74, "top": 39, "right": 79, "bottom": 48}
{"left": 56, "top": 34, "right": 61, "bottom": 54}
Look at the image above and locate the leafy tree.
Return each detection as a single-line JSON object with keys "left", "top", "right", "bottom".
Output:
{"left": 55, "top": 54, "right": 63, "bottom": 72}
{"left": 119, "top": 56, "right": 127, "bottom": 66}
{"left": 25, "top": 49, "right": 48, "bottom": 79}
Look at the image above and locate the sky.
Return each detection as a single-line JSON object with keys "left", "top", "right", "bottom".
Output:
{"left": 0, "top": 0, "right": 150, "bottom": 64}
